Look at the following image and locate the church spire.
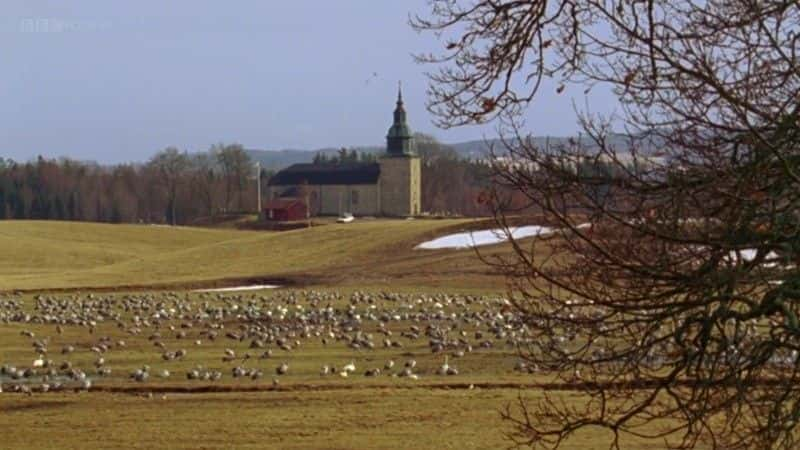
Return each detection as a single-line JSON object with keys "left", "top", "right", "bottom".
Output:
{"left": 397, "top": 81, "right": 403, "bottom": 104}
{"left": 393, "top": 83, "right": 407, "bottom": 125}
{"left": 386, "top": 82, "right": 415, "bottom": 156}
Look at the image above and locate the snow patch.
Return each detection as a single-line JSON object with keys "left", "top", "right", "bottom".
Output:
{"left": 728, "top": 249, "right": 781, "bottom": 267}
{"left": 193, "top": 285, "right": 280, "bottom": 293}
{"left": 416, "top": 226, "right": 553, "bottom": 250}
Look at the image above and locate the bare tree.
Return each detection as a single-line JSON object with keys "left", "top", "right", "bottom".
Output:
{"left": 415, "top": 132, "right": 489, "bottom": 215}
{"left": 148, "top": 147, "right": 190, "bottom": 225}
{"left": 191, "top": 152, "right": 217, "bottom": 217}
{"left": 414, "top": 1, "right": 800, "bottom": 449}
{"left": 214, "top": 143, "right": 252, "bottom": 211}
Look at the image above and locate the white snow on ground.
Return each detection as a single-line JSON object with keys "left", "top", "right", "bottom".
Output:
{"left": 193, "top": 285, "right": 280, "bottom": 293}
{"left": 416, "top": 225, "right": 553, "bottom": 250}
{"left": 728, "top": 249, "right": 781, "bottom": 267}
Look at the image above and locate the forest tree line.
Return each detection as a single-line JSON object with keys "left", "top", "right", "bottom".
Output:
{"left": 0, "top": 143, "right": 260, "bottom": 225}
{"left": 0, "top": 134, "right": 493, "bottom": 224}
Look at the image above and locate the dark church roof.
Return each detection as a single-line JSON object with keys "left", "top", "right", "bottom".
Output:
{"left": 267, "top": 163, "right": 381, "bottom": 186}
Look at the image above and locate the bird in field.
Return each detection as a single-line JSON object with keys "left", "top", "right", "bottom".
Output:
{"left": 276, "top": 362, "right": 289, "bottom": 375}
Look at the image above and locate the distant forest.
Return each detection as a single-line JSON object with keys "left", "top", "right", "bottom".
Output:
{"left": 0, "top": 134, "right": 493, "bottom": 224}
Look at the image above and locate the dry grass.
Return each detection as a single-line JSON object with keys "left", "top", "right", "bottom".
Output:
{"left": 0, "top": 219, "right": 512, "bottom": 292}
{"left": 0, "top": 287, "right": 698, "bottom": 450}
{"left": 0, "top": 220, "right": 686, "bottom": 449}
{"left": 0, "top": 389, "right": 684, "bottom": 450}
{"left": 0, "top": 390, "right": 609, "bottom": 450}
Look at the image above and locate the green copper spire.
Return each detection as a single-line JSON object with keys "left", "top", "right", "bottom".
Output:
{"left": 386, "top": 82, "right": 416, "bottom": 156}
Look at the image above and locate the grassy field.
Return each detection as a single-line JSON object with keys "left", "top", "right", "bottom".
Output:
{"left": 0, "top": 220, "right": 682, "bottom": 449}
{"left": 0, "top": 288, "right": 672, "bottom": 450}
{"left": 0, "top": 219, "right": 513, "bottom": 292}
{"left": 2, "top": 390, "right": 665, "bottom": 450}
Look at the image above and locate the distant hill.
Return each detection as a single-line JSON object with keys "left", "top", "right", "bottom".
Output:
{"left": 449, "top": 133, "right": 663, "bottom": 158}
{"left": 247, "top": 133, "right": 662, "bottom": 171}
{"left": 246, "top": 141, "right": 497, "bottom": 171}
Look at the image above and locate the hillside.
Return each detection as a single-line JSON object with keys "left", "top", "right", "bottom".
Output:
{"left": 0, "top": 219, "right": 517, "bottom": 292}
{"left": 246, "top": 133, "right": 660, "bottom": 171}
{"left": 246, "top": 142, "right": 487, "bottom": 170}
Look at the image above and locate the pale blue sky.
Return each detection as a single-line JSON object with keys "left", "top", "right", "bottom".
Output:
{"left": 0, "top": 1, "right": 614, "bottom": 163}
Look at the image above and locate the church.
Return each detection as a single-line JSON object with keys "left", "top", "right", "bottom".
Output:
{"left": 265, "top": 87, "right": 422, "bottom": 218}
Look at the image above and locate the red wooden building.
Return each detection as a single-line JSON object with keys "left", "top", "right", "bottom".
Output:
{"left": 263, "top": 198, "right": 307, "bottom": 222}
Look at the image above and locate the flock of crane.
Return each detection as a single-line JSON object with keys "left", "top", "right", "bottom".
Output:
{"left": 0, "top": 290, "right": 530, "bottom": 394}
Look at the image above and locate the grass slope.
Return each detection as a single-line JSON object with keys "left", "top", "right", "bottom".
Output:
{"left": 0, "top": 219, "right": 507, "bottom": 291}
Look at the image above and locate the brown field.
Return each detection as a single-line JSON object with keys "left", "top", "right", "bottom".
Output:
{"left": 0, "top": 220, "right": 688, "bottom": 449}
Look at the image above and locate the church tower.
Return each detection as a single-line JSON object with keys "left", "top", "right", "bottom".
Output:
{"left": 379, "top": 84, "right": 422, "bottom": 216}
{"left": 386, "top": 85, "right": 415, "bottom": 156}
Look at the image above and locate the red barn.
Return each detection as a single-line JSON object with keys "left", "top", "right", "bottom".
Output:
{"left": 263, "top": 198, "right": 307, "bottom": 222}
